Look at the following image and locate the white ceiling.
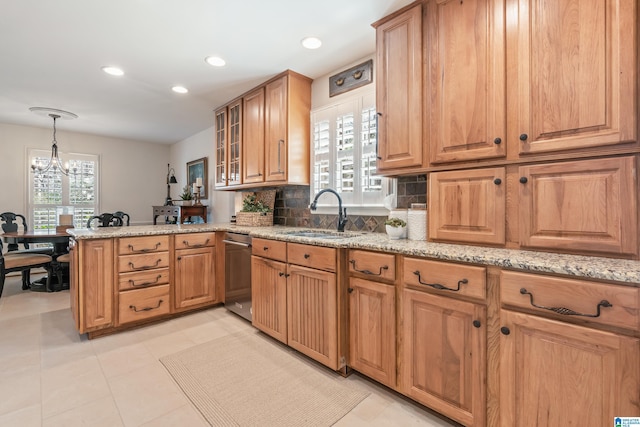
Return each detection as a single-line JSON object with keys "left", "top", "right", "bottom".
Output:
{"left": 0, "top": 0, "right": 414, "bottom": 144}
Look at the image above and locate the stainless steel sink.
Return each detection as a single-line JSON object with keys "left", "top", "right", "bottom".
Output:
{"left": 282, "top": 230, "right": 358, "bottom": 239}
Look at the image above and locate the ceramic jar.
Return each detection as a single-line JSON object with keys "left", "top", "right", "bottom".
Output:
{"left": 407, "top": 203, "right": 427, "bottom": 240}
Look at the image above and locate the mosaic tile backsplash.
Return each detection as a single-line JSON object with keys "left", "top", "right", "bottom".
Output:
{"left": 269, "top": 175, "right": 427, "bottom": 233}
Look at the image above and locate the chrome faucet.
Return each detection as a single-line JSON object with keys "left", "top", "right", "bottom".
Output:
{"left": 309, "top": 189, "right": 348, "bottom": 232}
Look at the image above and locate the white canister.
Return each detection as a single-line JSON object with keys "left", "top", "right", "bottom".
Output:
{"left": 407, "top": 203, "right": 427, "bottom": 240}
{"left": 389, "top": 209, "right": 408, "bottom": 238}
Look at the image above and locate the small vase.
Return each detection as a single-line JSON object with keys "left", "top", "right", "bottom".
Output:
{"left": 386, "top": 224, "right": 406, "bottom": 240}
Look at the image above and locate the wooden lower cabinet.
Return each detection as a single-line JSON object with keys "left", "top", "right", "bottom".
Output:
{"left": 499, "top": 309, "right": 640, "bottom": 426}
{"left": 287, "top": 264, "right": 338, "bottom": 370}
{"left": 174, "top": 246, "right": 216, "bottom": 310}
{"left": 401, "top": 288, "right": 486, "bottom": 426}
{"left": 73, "top": 238, "right": 114, "bottom": 333}
{"left": 251, "top": 255, "right": 287, "bottom": 343}
{"left": 349, "top": 277, "right": 396, "bottom": 388}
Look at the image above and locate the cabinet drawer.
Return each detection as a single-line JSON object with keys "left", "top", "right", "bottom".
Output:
{"left": 118, "top": 284, "right": 170, "bottom": 325}
{"left": 174, "top": 232, "right": 215, "bottom": 249}
{"left": 118, "top": 235, "right": 169, "bottom": 254}
{"left": 253, "top": 238, "right": 287, "bottom": 262}
{"left": 403, "top": 257, "right": 486, "bottom": 301}
{"left": 348, "top": 250, "right": 396, "bottom": 281}
{"left": 501, "top": 270, "right": 640, "bottom": 332}
{"left": 118, "top": 268, "right": 169, "bottom": 291}
{"left": 118, "top": 252, "right": 170, "bottom": 273}
{"left": 287, "top": 243, "right": 336, "bottom": 272}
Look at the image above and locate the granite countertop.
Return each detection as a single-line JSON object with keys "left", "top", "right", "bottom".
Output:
{"left": 67, "top": 224, "right": 640, "bottom": 285}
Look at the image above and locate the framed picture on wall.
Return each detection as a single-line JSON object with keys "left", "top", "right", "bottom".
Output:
{"left": 187, "top": 157, "right": 208, "bottom": 200}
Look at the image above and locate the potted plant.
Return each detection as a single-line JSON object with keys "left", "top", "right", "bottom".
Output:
{"left": 385, "top": 217, "right": 407, "bottom": 240}
{"left": 236, "top": 193, "right": 274, "bottom": 226}
{"left": 179, "top": 185, "right": 193, "bottom": 206}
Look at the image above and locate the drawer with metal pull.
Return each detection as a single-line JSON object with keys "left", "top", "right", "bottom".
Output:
{"left": 501, "top": 270, "right": 640, "bottom": 332}
{"left": 403, "top": 257, "right": 486, "bottom": 301}
{"left": 252, "top": 238, "right": 287, "bottom": 262}
{"left": 118, "top": 252, "right": 170, "bottom": 273}
{"left": 174, "top": 232, "right": 215, "bottom": 249}
{"left": 118, "top": 268, "right": 170, "bottom": 291}
{"left": 348, "top": 249, "right": 396, "bottom": 281}
{"left": 118, "top": 235, "right": 169, "bottom": 254}
{"left": 287, "top": 242, "right": 336, "bottom": 272}
{"left": 118, "top": 284, "right": 170, "bottom": 325}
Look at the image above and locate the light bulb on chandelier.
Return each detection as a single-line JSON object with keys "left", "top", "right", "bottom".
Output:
{"left": 29, "top": 107, "right": 78, "bottom": 176}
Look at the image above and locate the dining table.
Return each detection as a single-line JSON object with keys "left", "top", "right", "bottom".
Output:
{"left": 2, "top": 229, "right": 72, "bottom": 291}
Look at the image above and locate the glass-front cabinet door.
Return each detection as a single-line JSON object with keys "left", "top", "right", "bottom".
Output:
{"left": 214, "top": 107, "right": 227, "bottom": 187}
{"left": 228, "top": 99, "right": 242, "bottom": 186}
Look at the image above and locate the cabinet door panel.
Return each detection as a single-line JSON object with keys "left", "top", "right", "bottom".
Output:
{"left": 174, "top": 247, "right": 216, "bottom": 310}
{"left": 402, "top": 289, "right": 486, "bottom": 426}
{"left": 499, "top": 310, "right": 640, "bottom": 427}
{"left": 251, "top": 256, "right": 287, "bottom": 343}
{"left": 512, "top": 0, "right": 637, "bottom": 154}
{"left": 243, "top": 87, "right": 265, "bottom": 183}
{"left": 429, "top": 167, "right": 506, "bottom": 244}
{"left": 349, "top": 278, "right": 396, "bottom": 387}
{"left": 519, "top": 156, "right": 638, "bottom": 256}
{"left": 78, "top": 239, "right": 114, "bottom": 332}
{"left": 287, "top": 264, "right": 338, "bottom": 369}
{"left": 428, "top": 0, "right": 506, "bottom": 163}
{"left": 265, "top": 75, "right": 287, "bottom": 182}
{"left": 375, "top": 3, "right": 424, "bottom": 171}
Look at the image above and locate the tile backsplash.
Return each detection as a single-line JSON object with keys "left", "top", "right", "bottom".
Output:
{"left": 267, "top": 175, "right": 427, "bottom": 233}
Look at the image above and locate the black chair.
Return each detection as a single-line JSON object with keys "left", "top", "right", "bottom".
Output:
{"left": 0, "top": 240, "right": 53, "bottom": 295}
{"left": 86, "top": 213, "right": 124, "bottom": 228}
{"left": 0, "top": 212, "right": 53, "bottom": 255}
{"left": 113, "top": 211, "right": 130, "bottom": 226}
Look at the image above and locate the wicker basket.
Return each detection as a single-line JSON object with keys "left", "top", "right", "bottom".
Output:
{"left": 235, "top": 211, "right": 274, "bottom": 227}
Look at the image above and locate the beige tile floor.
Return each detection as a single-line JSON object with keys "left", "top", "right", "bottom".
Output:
{"left": 0, "top": 273, "right": 459, "bottom": 427}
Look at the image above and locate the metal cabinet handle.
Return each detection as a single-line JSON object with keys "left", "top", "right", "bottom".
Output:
{"left": 129, "top": 299, "right": 163, "bottom": 312}
{"left": 472, "top": 320, "right": 481, "bottom": 328}
{"left": 349, "top": 259, "right": 388, "bottom": 276}
{"left": 223, "top": 239, "right": 251, "bottom": 248}
{"left": 128, "top": 275, "right": 162, "bottom": 287}
{"left": 493, "top": 137, "right": 502, "bottom": 145}
{"left": 519, "top": 177, "right": 528, "bottom": 184}
{"left": 494, "top": 178, "right": 502, "bottom": 185}
{"left": 128, "top": 242, "right": 161, "bottom": 252}
{"left": 277, "top": 139, "right": 285, "bottom": 173}
{"left": 519, "top": 133, "right": 528, "bottom": 141}
{"left": 182, "top": 238, "right": 210, "bottom": 248}
{"left": 128, "top": 259, "right": 162, "bottom": 270}
{"left": 500, "top": 326, "right": 510, "bottom": 335}
{"left": 519, "top": 288, "right": 612, "bottom": 317}
{"left": 413, "top": 271, "right": 468, "bottom": 292}
{"left": 375, "top": 112, "right": 382, "bottom": 160}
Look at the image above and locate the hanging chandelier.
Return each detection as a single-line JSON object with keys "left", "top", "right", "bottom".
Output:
{"left": 29, "top": 107, "right": 78, "bottom": 176}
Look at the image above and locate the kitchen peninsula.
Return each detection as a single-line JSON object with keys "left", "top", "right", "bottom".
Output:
{"left": 67, "top": 222, "right": 640, "bottom": 426}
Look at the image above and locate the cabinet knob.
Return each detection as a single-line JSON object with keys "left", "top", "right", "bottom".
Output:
{"left": 519, "top": 177, "right": 528, "bottom": 184}
{"left": 494, "top": 178, "right": 502, "bottom": 185}
{"left": 263, "top": 246, "right": 269, "bottom": 251}
{"left": 304, "top": 254, "right": 310, "bottom": 259}
{"left": 519, "top": 133, "right": 528, "bottom": 141}
{"left": 472, "top": 320, "right": 481, "bottom": 328}
{"left": 279, "top": 272, "right": 285, "bottom": 277}
{"left": 347, "top": 287, "right": 354, "bottom": 293}
{"left": 500, "top": 326, "right": 511, "bottom": 335}
{"left": 493, "top": 137, "right": 502, "bottom": 145}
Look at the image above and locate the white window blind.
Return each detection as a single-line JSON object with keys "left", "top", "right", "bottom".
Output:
{"left": 311, "top": 92, "right": 394, "bottom": 214}
{"left": 28, "top": 149, "right": 99, "bottom": 230}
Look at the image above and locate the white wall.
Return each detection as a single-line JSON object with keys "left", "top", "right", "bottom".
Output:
{"left": 0, "top": 122, "right": 170, "bottom": 225}
{"left": 169, "top": 126, "right": 235, "bottom": 223}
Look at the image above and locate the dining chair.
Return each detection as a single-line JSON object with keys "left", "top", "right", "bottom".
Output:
{"left": 113, "top": 211, "right": 130, "bottom": 226}
{"left": 0, "top": 240, "right": 53, "bottom": 296}
{"left": 1, "top": 212, "right": 53, "bottom": 254}
{"left": 86, "top": 213, "right": 124, "bottom": 228}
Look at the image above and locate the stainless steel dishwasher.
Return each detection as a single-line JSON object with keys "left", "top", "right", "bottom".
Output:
{"left": 223, "top": 232, "right": 252, "bottom": 321}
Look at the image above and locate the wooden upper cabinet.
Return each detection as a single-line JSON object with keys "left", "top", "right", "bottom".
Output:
{"left": 243, "top": 87, "right": 265, "bottom": 184}
{"left": 509, "top": 0, "right": 638, "bottom": 155}
{"left": 214, "top": 107, "right": 227, "bottom": 187}
{"left": 428, "top": 0, "right": 506, "bottom": 164}
{"left": 373, "top": 2, "right": 424, "bottom": 172}
{"left": 428, "top": 167, "right": 506, "bottom": 245}
{"left": 228, "top": 100, "right": 242, "bottom": 186}
{"left": 518, "top": 156, "right": 638, "bottom": 256}
{"left": 264, "top": 72, "right": 311, "bottom": 184}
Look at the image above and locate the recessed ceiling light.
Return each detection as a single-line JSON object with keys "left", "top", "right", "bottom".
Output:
{"left": 205, "top": 56, "right": 226, "bottom": 67}
{"left": 301, "top": 37, "right": 322, "bottom": 49}
{"left": 172, "top": 86, "right": 188, "bottom": 94}
{"left": 101, "top": 66, "right": 124, "bottom": 76}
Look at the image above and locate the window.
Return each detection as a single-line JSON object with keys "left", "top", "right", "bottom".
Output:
{"left": 311, "top": 92, "right": 394, "bottom": 213}
{"left": 28, "top": 149, "right": 99, "bottom": 230}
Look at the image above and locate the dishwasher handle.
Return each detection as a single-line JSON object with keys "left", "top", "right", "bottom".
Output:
{"left": 223, "top": 239, "right": 252, "bottom": 248}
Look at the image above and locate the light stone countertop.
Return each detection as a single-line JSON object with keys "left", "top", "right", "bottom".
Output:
{"left": 67, "top": 224, "right": 640, "bottom": 285}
